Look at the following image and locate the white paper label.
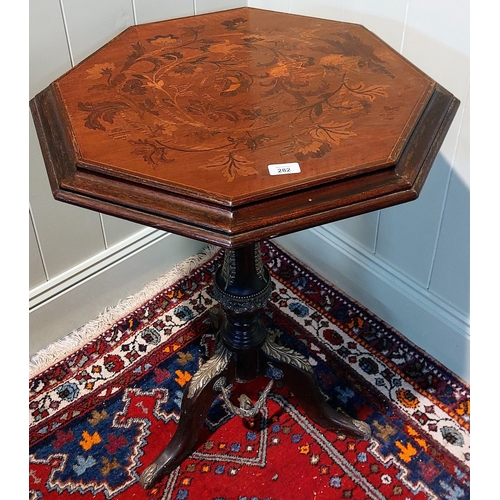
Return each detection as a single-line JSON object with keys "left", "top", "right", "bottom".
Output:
{"left": 268, "top": 162, "right": 301, "bottom": 176}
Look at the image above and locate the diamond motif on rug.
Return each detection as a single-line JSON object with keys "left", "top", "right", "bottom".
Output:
{"left": 29, "top": 241, "right": 470, "bottom": 499}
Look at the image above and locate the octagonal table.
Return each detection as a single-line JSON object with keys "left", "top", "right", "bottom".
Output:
{"left": 30, "top": 7, "right": 459, "bottom": 489}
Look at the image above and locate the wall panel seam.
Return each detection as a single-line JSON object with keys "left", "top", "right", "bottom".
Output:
{"left": 99, "top": 214, "right": 109, "bottom": 249}
{"left": 30, "top": 204, "right": 49, "bottom": 283}
{"left": 426, "top": 99, "right": 466, "bottom": 289}
{"left": 316, "top": 225, "right": 470, "bottom": 336}
{"left": 373, "top": 210, "right": 381, "bottom": 254}
{"left": 131, "top": 0, "right": 138, "bottom": 25}
{"left": 29, "top": 227, "right": 167, "bottom": 311}
{"left": 400, "top": 0, "right": 410, "bottom": 54}
{"left": 426, "top": 164, "right": 453, "bottom": 290}
{"left": 58, "top": 0, "right": 75, "bottom": 67}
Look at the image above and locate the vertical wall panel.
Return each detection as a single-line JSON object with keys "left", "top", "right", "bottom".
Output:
{"left": 29, "top": 116, "right": 106, "bottom": 277}
{"left": 248, "top": 0, "right": 290, "bottom": 12}
{"left": 326, "top": 213, "right": 378, "bottom": 253}
{"left": 133, "top": 0, "right": 195, "bottom": 23}
{"left": 429, "top": 91, "right": 470, "bottom": 315}
{"left": 402, "top": 0, "right": 470, "bottom": 110}
{"left": 447, "top": 89, "right": 470, "bottom": 190}
{"left": 405, "top": 0, "right": 469, "bottom": 56}
{"left": 429, "top": 169, "right": 470, "bottom": 314}
{"left": 288, "top": 0, "right": 343, "bottom": 20}
{"left": 61, "top": 0, "right": 135, "bottom": 64}
{"left": 29, "top": 0, "right": 72, "bottom": 98}
{"left": 374, "top": 0, "right": 469, "bottom": 288}
{"left": 101, "top": 216, "right": 145, "bottom": 248}
{"left": 29, "top": 212, "right": 46, "bottom": 289}
{"left": 29, "top": 0, "right": 107, "bottom": 279}
{"left": 195, "top": 0, "right": 247, "bottom": 15}
{"left": 342, "top": 0, "right": 408, "bottom": 51}
{"left": 375, "top": 151, "right": 454, "bottom": 286}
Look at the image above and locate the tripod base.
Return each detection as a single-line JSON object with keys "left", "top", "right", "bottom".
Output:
{"left": 140, "top": 315, "right": 371, "bottom": 489}
{"left": 140, "top": 244, "right": 371, "bottom": 490}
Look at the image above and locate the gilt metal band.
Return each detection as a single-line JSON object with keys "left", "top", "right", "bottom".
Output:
{"left": 212, "top": 278, "right": 272, "bottom": 314}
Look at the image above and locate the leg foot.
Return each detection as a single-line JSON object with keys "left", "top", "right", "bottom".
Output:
{"left": 140, "top": 343, "right": 233, "bottom": 489}
{"left": 262, "top": 337, "right": 371, "bottom": 440}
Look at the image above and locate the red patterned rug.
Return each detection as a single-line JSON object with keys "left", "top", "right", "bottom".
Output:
{"left": 29, "top": 241, "right": 470, "bottom": 499}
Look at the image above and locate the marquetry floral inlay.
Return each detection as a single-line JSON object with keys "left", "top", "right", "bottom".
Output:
{"left": 77, "top": 16, "right": 391, "bottom": 181}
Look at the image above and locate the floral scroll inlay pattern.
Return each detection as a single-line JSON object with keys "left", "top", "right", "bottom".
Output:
{"left": 76, "top": 16, "right": 391, "bottom": 182}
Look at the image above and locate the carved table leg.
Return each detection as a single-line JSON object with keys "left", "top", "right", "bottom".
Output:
{"left": 262, "top": 337, "right": 371, "bottom": 440}
{"left": 140, "top": 242, "right": 371, "bottom": 490}
{"left": 139, "top": 343, "right": 233, "bottom": 489}
{"left": 140, "top": 243, "right": 270, "bottom": 489}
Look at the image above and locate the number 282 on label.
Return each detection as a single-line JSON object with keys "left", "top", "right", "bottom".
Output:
{"left": 268, "top": 162, "right": 301, "bottom": 176}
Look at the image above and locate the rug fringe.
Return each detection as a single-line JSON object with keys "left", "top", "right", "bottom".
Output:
{"left": 29, "top": 244, "right": 220, "bottom": 379}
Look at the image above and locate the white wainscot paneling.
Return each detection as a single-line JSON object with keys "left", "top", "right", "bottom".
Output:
{"left": 375, "top": 149, "right": 454, "bottom": 287}
{"left": 29, "top": 113, "right": 106, "bottom": 280}
{"left": 403, "top": 0, "right": 469, "bottom": 103}
{"left": 406, "top": 0, "right": 469, "bottom": 57}
{"left": 429, "top": 172, "right": 470, "bottom": 316}
{"left": 429, "top": 89, "right": 469, "bottom": 315}
{"left": 133, "top": 0, "right": 195, "bottom": 24}
{"left": 29, "top": 231, "right": 206, "bottom": 356}
{"left": 29, "top": 0, "right": 72, "bottom": 98}
{"left": 327, "top": 211, "right": 378, "bottom": 254}
{"left": 342, "top": 0, "right": 408, "bottom": 51}
{"left": 450, "top": 87, "right": 470, "bottom": 189}
{"left": 288, "top": 0, "right": 343, "bottom": 20}
{"left": 248, "top": 0, "right": 290, "bottom": 12}
{"left": 29, "top": 213, "right": 46, "bottom": 289}
{"left": 29, "top": 0, "right": 108, "bottom": 282}
{"left": 102, "top": 216, "right": 147, "bottom": 249}
{"left": 61, "top": 0, "right": 135, "bottom": 64}
{"left": 195, "top": 0, "right": 247, "bottom": 15}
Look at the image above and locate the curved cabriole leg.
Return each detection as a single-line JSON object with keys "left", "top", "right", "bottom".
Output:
{"left": 140, "top": 243, "right": 371, "bottom": 491}
{"left": 140, "top": 345, "right": 233, "bottom": 489}
{"left": 262, "top": 337, "right": 371, "bottom": 440}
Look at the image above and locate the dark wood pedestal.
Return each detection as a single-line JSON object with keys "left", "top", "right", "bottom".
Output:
{"left": 139, "top": 242, "right": 371, "bottom": 488}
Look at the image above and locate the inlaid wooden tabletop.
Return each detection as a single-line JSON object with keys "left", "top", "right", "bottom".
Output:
{"left": 30, "top": 8, "right": 459, "bottom": 247}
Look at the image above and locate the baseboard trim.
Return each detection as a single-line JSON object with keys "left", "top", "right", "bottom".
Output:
{"left": 275, "top": 228, "right": 469, "bottom": 382}
{"left": 316, "top": 226, "right": 470, "bottom": 337}
{"left": 29, "top": 228, "right": 165, "bottom": 311}
{"left": 29, "top": 226, "right": 470, "bottom": 381}
{"left": 29, "top": 230, "right": 207, "bottom": 356}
